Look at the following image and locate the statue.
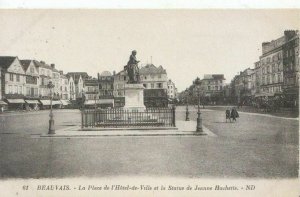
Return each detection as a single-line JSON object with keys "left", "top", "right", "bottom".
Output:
{"left": 124, "top": 50, "right": 140, "bottom": 84}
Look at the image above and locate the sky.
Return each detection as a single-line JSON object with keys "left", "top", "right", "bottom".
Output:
{"left": 0, "top": 10, "right": 299, "bottom": 91}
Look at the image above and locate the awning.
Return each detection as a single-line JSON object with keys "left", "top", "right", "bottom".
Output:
{"left": 0, "top": 100, "right": 7, "bottom": 105}
{"left": 84, "top": 100, "right": 100, "bottom": 105}
{"left": 52, "top": 100, "right": 62, "bottom": 105}
{"left": 99, "top": 99, "right": 114, "bottom": 104}
{"left": 39, "top": 100, "right": 51, "bottom": 105}
{"left": 60, "top": 100, "right": 71, "bottom": 106}
{"left": 6, "top": 99, "right": 25, "bottom": 104}
{"left": 25, "top": 100, "right": 40, "bottom": 104}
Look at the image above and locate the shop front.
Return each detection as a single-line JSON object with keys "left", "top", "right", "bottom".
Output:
{"left": 24, "top": 99, "right": 40, "bottom": 110}
{"left": 5, "top": 99, "right": 26, "bottom": 110}
{"left": 0, "top": 100, "right": 8, "bottom": 112}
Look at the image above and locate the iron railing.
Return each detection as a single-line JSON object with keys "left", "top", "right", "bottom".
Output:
{"left": 81, "top": 107, "right": 176, "bottom": 128}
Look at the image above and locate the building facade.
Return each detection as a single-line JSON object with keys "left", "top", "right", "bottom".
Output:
{"left": 66, "top": 72, "right": 89, "bottom": 99}
{"left": 97, "top": 71, "right": 114, "bottom": 108}
{"left": 59, "top": 71, "right": 69, "bottom": 100}
{"left": 34, "top": 60, "right": 53, "bottom": 98}
{"left": 259, "top": 36, "right": 285, "bottom": 97}
{"left": 98, "top": 71, "right": 114, "bottom": 97}
{"left": 231, "top": 69, "right": 254, "bottom": 105}
{"left": 20, "top": 60, "right": 39, "bottom": 98}
{"left": 167, "top": 79, "right": 177, "bottom": 100}
{"left": 0, "top": 56, "right": 26, "bottom": 97}
{"left": 51, "top": 64, "right": 61, "bottom": 99}
{"left": 282, "top": 30, "right": 299, "bottom": 107}
{"left": 139, "top": 64, "right": 168, "bottom": 107}
{"left": 68, "top": 76, "right": 76, "bottom": 101}
{"left": 83, "top": 78, "right": 99, "bottom": 108}
{"left": 200, "top": 74, "right": 225, "bottom": 104}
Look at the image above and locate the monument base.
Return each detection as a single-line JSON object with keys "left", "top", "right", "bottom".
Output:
{"left": 123, "top": 83, "right": 146, "bottom": 112}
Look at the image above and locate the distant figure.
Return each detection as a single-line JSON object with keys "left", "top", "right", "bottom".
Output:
{"left": 225, "top": 108, "right": 231, "bottom": 122}
{"left": 231, "top": 107, "right": 239, "bottom": 122}
{"left": 124, "top": 50, "right": 140, "bottom": 84}
{"left": 0, "top": 106, "right": 4, "bottom": 113}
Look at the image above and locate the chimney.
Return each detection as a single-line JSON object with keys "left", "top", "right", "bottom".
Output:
{"left": 40, "top": 61, "right": 45, "bottom": 64}
{"left": 59, "top": 70, "right": 63, "bottom": 75}
{"left": 51, "top": 64, "right": 55, "bottom": 69}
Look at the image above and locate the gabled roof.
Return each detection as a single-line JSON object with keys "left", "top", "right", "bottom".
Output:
{"left": 20, "top": 60, "right": 32, "bottom": 72}
{"left": 139, "top": 64, "right": 167, "bottom": 75}
{"left": 66, "top": 72, "right": 90, "bottom": 84}
{"left": 0, "top": 56, "right": 17, "bottom": 70}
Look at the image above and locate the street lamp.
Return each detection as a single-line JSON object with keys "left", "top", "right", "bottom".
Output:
{"left": 185, "top": 88, "right": 190, "bottom": 121}
{"left": 47, "top": 81, "right": 55, "bottom": 134}
{"left": 195, "top": 78, "right": 206, "bottom": 135}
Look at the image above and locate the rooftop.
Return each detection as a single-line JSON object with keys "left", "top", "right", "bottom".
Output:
{"left": 20, "top": 59, "right": 32, "bottom": 71}
{"left": 0, "top": 56, "right": 17, "bottom": 70}
{"left": 203, "top": 74, "right": 225, "bottom": 80}
{"left": 100, "top": 71, "right": 112, "bottom": 76}
{"left": 140, "top": 64, "right": 167, "bottom": 75}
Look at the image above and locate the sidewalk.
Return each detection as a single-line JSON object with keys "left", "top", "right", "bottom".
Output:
{"left": 203, "top": 105, "right": 299, "bottom": 118}
{"left": 37, "top": 120, "right": 217, "bottom": 138}
{"left": 0, "top": 109, "right": 80, "bottom": 116}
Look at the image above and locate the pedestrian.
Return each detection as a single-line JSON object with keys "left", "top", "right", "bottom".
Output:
{"left": 225, "top": 108, "right": 231, "bottom": 122}
{"left": 231, "top": 107, "right": 239, "bottom": 122}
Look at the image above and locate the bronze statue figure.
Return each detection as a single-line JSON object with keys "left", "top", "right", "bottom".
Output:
{"left": 124, "top": 50, "right": 140, "bottom": 84}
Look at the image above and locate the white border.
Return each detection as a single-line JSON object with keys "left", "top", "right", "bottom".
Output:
{"left": 0, "top": 0, "right": 299, "bottom": 9}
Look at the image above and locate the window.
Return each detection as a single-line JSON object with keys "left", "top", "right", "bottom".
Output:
{"left": 124, "top": 76, "right": 126, "bottom": 80}
{"left": 26, "top": 87, "right": 30, "bottom": 95}
{"left": 14, "top": 85, "right": 18, "bottom": 94}
{"left": 19, "top": 86, "right": 23, "bottom": 94}
{"left": 30, "top": 67, "right": 34, "bottom": 73}
{"left": 158, "top": 74, "right": 161, "bottom": 78}
{"left": 157, "top": 83, "right": 162, "bottom": 88}
{"left": 9, "top": 85, "right": 13, "bottom": 93}
{"left": 143, "top": 84, "right": 147, "bottom": 88}
{"left": 151, "top": 83, "right": 154, "bottom": 88}
{"left": 10, "top": 74, "right": 14, "bottom": 81}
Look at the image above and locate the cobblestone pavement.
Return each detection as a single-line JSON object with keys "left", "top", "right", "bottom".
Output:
{"left": 0, "top": 107, "right": 298, "bottom": 178}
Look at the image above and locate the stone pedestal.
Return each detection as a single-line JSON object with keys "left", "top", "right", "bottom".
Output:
{"left": 123, "top": 83, "right": 146, "bottom": 112}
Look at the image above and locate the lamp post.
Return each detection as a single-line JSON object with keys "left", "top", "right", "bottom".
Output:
{"left": 47, "top": 81, "right": 55, "bottom": 134}
{"left": 195, "top": 78, "right": 206, "bottom": 135}
{"left": 185, "top": 88, "right": 190, "bottom": 121}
